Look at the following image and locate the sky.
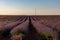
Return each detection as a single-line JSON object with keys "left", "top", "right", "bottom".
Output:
{"left": 0, "top": 0, "right": 60, "bottom": 15}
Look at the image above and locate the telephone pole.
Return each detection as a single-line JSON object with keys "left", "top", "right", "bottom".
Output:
{"left": 35, "top": 8, "right": 36, "bottom": 15}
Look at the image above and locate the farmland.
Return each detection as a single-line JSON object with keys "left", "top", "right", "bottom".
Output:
{"left": 0, "top": 15, "right": 60, "bottom": 40}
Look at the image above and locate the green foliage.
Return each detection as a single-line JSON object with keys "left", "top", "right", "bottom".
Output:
{"left": 39, "top": 32, "right": 47, "bottom": 40}
{"left": 0, "top": 30, "right": 5, "bottom": 35}
{"left": 13, "top": 29, "right": 27, "bottom": 35}
{"left": 0, "top": 30, "right": 10, "bottom": 37}
{"left": 0, "top": 30, "right": 3, "bottom": 34}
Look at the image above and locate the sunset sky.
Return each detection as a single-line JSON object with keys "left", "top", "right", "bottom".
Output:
{"left": 0, "top": 0, "right": 60, "bottom": 15}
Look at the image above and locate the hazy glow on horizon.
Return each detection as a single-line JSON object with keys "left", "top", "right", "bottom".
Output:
{"left": 0, "top": 0, "right": 60, "bottom": 15}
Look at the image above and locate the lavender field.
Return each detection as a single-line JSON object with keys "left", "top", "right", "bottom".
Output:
{"left": 0, "top": 15, "right": 60, "bottom": 40}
